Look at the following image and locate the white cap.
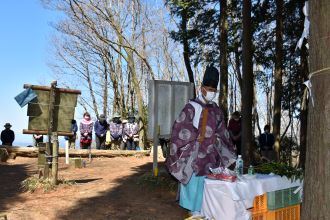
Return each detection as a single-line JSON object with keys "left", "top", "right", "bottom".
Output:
{"left": 238, "top": 155, "right": 242, "bottom": 158}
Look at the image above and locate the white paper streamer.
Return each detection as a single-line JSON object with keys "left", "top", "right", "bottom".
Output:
{"left": 296, "top": 1, "right": 309, "bottom": 50}
{"left": 303, "top": 80, "right": 314, "bottom": 107}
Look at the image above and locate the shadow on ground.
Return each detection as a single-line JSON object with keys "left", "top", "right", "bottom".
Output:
{"left": 72, "top": 178, "right": 103, "bottom": 184}
{"left": 0, "top": 162, "right": 32, "bottom": 213}
{"left": 58, "top": 162, "right": 186, "bottom": 220}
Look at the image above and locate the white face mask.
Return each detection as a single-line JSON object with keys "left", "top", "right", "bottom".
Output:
{"left": 204, "top": 91, "right": 216, "bottom": 102}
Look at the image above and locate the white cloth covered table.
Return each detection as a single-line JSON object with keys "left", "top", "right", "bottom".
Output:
{"left": 201, "top": 174, "right": 302, "bottom": 220}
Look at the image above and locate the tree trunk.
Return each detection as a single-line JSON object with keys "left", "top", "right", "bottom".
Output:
{"left": 126, "top": 50, "right": 145, "bottom": 149}
{"left": 301, "top": 1, "right": 330, "bottom": 219}
{"left": 219, "top": 0, "right": 229, "bottom": 123}
{"left": 299, "top": 44, "right": 309, "bottom": 169}
{"left": 181, "top": 9, "right": 195, "bottom": 96}
{"left": 241, "top": 0, "right": 253, "bottom": 165}
{"left": 234, "top": 46, "right": 243, "bottom": 92}
{"left": 272, "top": 0, "right": 284, "bottom": 161}
{"left": 266, "top": 89, "right": 270, "bottom": 125}
{"left": 117, "top": 55, "right": 125, "bottom": 117}
{"left": 1, "top": 146, "right": 150, "bottom": 158}
{"left": 234, "top": 46, "right": 243, "bottom": 110}
{"left": 102, "top": 59, "right": 108, "bottom": 116}
{"left": 85, "top": 64, "right": 99, "bottom": 118}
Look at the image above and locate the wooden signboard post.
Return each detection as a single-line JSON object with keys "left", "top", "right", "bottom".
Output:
{"left": 23, "top": 81, "right": 81, "bottom": 184}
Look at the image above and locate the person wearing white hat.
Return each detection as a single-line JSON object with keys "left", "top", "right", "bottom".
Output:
{"left": 1, "top": 123, "right": 15, "bottom": 146}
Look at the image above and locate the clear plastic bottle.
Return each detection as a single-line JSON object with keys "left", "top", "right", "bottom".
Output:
{"left": 236, "top": 155, "right": 244, "bottom": 176}
{"left": 248, "top": 165, "right": 255, "bottom": 175}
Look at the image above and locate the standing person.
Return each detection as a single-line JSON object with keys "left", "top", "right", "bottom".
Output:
{"left": 33, "top": 134, "right": 43, "bottom": 147}
{"left": 65, "top": 119, "right": 78, "bottom": 149}
{"left": 108, "top": 114, "right": 124, "bottom": 150}
{"left": 94, "top": 114, "right": 108, "bottom": 150}
{"left": 123, "top": 114, "right": 139, "bottom": 150}
{"left": 79, "top": 112, "right": 94, "bottom": 149}
{"left": 228, "top": 111, "right": 242, "bottom": 156}
{"left": 1, "top": 123, "right": 15, "bottom": 146}
{"left": 166, "top": 66, "right": 236, "bottom": 217}
{"left": 259, "top": 125, "right": 275, "bottom": 161}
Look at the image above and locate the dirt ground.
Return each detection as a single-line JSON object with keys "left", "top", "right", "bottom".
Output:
{"left": 0, "top": 155, "right": 187, "bottom": 220}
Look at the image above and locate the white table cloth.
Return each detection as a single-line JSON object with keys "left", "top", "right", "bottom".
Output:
{"left": 201, "top": 174, "right": 302, "bottom": 220}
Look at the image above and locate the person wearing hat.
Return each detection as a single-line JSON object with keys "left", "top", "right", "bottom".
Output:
{"left": 107, "top": 113, "right": 124, "bottom": 150}
{"left": 166, "top": 66, "right": 236, "bottom": 217}
{"left": 123, "top": 113, "right": 139, "bottom": 150}
{"left": 94, "top": 114, "right": 108, "bottom": 150}
{"left": 79, "top": 112, "right": 94, "bottom": 149}
{"left": 1, "top": 123, "right": 15, "bottom": 146}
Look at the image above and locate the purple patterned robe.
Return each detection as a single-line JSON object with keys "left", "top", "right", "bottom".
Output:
{"left": 166, "top": 98, "right": 236, "bottom": 184}
{"left": 109, "top": 122, "right": 123, "bottom": 140}
{"left": 123, "top": 122, "right": 139, "bottom": 138}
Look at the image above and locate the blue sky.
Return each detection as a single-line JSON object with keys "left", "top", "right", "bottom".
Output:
{"left": 0, "top": 0, "right": 60, "bottom": 145}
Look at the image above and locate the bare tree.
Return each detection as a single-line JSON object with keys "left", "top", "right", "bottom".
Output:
{"left": 46, "top": 0, "right": 187, "bottom": 148}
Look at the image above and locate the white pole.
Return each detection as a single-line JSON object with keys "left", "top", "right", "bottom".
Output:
{"left": 65, "top": 140, "right": 69, "bottom": 164}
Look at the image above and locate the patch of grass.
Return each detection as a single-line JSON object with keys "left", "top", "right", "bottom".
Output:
{"left": 21, "top": 176, "right": 76, "bottom": 193}
{"left": 136, "top": 170, "right": 178, "bottom": 192}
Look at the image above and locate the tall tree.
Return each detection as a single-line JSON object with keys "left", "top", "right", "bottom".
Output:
{"left": 301, "top": 1, "right": 330, "bottom": 219}
{"left": 166, "top": 0, "right": 202, "bottom": 95}
{"left": 299, "top": 43, "right": 308, "bottom": 169}
{"left": 241, "top": 0, "right": 253, "bottom": 164}
{"left": 181, "top": 7, "right": 195, "bottom": 90}
{"left": 272, "top": 0, "right": 284, "bottom": 160}
{"left": 219, "top": 0, "right": 229, "bottom": 122}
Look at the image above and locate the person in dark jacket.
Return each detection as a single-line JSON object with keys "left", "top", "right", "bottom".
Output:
{"left": 94, "top": 114, "right": 108, "bottom": 150}
{"left": 65, "top": 119, "right": 78, "bottom": 149}
{"left": 228, "top": 111, "right": 241, "bottom": 156}
{"left": 259, "top": 125, "right": 276, "bottom": 161}
{"left": 1, "top": 123, "right": 15, "bottom": 146}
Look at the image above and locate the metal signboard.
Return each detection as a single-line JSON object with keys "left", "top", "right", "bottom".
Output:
{"left": 147, "top": 80, "right": 194, "bottom": 140}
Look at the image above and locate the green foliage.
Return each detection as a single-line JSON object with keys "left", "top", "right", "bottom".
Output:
{"left": 280, "top": 135, "right": 299, "bottom": 165}
{"left": 166, "top": 0, "right": 307, "bottom": 115}
{"left": 254, "top": 162, "right": 303, "bottom": 182}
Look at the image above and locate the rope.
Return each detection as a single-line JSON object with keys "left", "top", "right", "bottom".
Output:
{"left": 309, "top": 67, "right": 330, "bottom": 79}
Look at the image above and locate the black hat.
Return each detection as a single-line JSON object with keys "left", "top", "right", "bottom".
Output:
{"left": 202, "top": 66, "right": 219, "bottom": 89}
{"left": 4, "top": 123, "right": 12, "bottom": 128}
{"left": 99, "top": 114, "right": 106, "bottom": 119}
